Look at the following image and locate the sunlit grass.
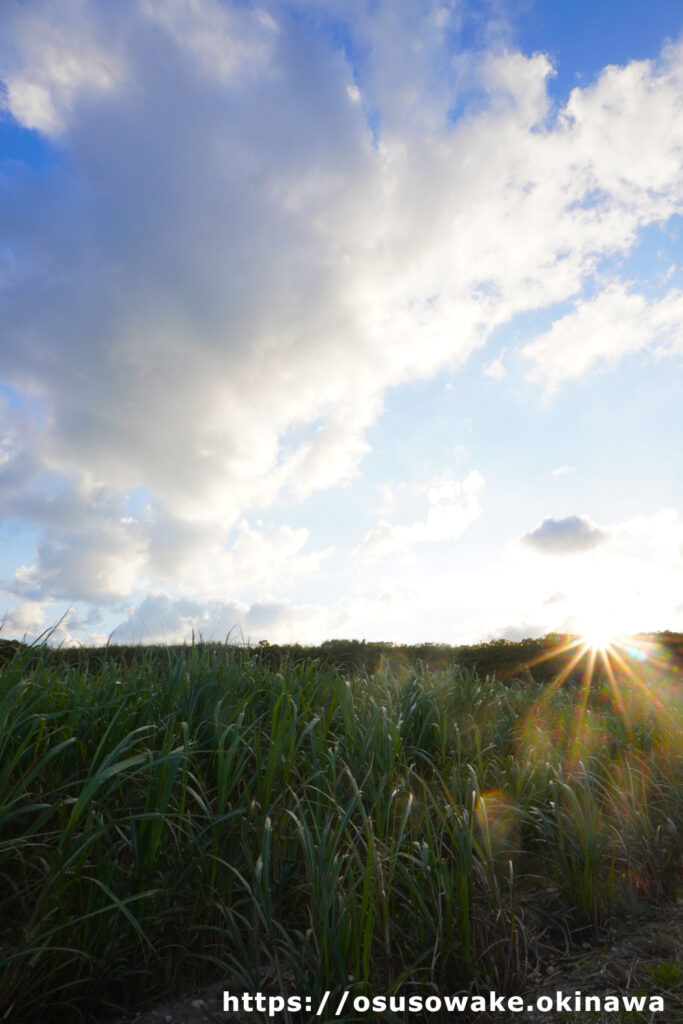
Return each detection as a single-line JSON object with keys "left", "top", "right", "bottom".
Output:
{"left": 0, "top": 639, "right": 680, "bottom": 1022}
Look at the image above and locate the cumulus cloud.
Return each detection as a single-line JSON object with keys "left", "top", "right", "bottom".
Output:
{"left": 361, "top": 469, "right": 484, "bottom": 560}
{"left": 2, "top": 599, "right": 48, "bottom": 639}
{"left": 520, "top": 514, "right": 608, "bottom": 555}
{"left": 523, "top": 284, "right": 683, "bottom": 393}
{"left": 0, "top": 430, "right": 330, "bottom": 604}
{"left": 485, "top": 622, "right": 548, "bottom": 643}
{"left": 110, "top": 591, "right": 347, "bottom": 645}
{"left": 369, "top": 506, "right": 683, "bottom": 643}
{"left": 0, "top": 1, "right": 125, "bottom": 134}
{"left": 0, "top": 460, "right": 148, "bottom": 602}
{"left": 9, "top": 502, "right": 675, "bottom": 647}
{"left": 613, "top": 507, "right": 683, "bottom": 567}
{"left": 1, "top": 2, "right": 683, "bottom": 621}
{"left": 0, "top": 483, "right": 330, "bottom": 605}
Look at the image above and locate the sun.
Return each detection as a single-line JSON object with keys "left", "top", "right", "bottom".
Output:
{"left": 577, "top": 616, "right": 622, "bottom": 652}
{"left": 580, "top": 624, "right": 618, "bottom": 652}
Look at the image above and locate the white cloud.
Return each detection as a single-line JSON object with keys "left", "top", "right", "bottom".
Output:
{"left": 508, "top": 508, "right": 683, "bottom": 636}
{"left": 0, "top": 470, "right": 148, "bottom": 603}
{"left": 7, "top": 502, "right": 677, "bottom": 648}
{"left": 1, "top": 3, "right": 683, "bottom": 619}
{"left": 0, "top": 447, "right": 330, "bottom": 605}
{"left": 0, "top": 0, "right": 125, "bottom": 134}
{"left": 612, "top": 507, "right": 683, "bottom": 567}
{"left": 2, "top": 599, "right": 48, "bottom": 639}
{"left": 520, "top": 513, "right": 608, "bottom": 555}
{"left": 550, "top": 465, "right": 575, "bottom": 477}
{"left": 356, "top": 506, "right": 683, "bottom": 643}
{"left": 109, "top": 591, "right": 347, "bottom": 646}
{"left": 140, "top": 0, "right": 277, "bottom": 85}
{"left": 523, "top": 284, "right": 683, "bottom": 392}
{"left": 360, "top": 469, "right": 484, "bottom": 560}
{"left": 483, "top": 351, "right": 506, "bottom": 378}
{"left": 180, "top": 519, "right": 333, "bottom": 597}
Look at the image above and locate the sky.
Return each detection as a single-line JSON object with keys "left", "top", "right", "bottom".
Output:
{"left": 1, "top": 0, "right": 682, "bottom": 648}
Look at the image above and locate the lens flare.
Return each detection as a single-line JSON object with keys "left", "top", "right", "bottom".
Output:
{"left": 579, "top": 622, "right": 619, "bottom": 653}
{"left": 514, "top": 629, "right": 681, "bottom": 774}
{"left": 573, "top": 609, "right": 629, "bottom": 653}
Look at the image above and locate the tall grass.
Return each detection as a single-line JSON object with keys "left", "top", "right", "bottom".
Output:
{"left": 0, "top": 645, "right": 680, "bottom": 1022}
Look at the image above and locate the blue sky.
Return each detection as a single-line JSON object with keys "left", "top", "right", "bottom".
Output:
{"left": 1, "top": 0, "right": 682, "bottom": 647}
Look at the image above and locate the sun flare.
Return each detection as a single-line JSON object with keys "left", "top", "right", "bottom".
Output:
{"left": 573, "top": 604, "right": 636, "bottom": 653}
{"left": 579, "top": 621, "right": 620, "bottom": 652}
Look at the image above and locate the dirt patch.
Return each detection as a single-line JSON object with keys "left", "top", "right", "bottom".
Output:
{"left": 505, "top": 897, "right": 683, "bottom": 1023}
{"left": 115, "top": 900, "right": 682, "bottom": 1024}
